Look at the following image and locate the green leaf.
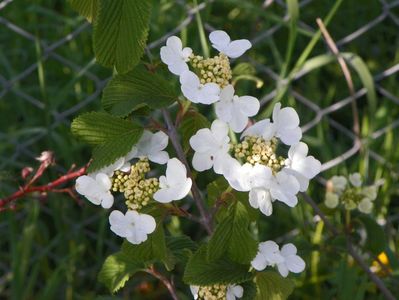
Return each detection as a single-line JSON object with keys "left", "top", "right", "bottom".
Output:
{"left": 255, "top": 271, "right": 295, "bottom": 300}
{"left": 183, "top": 245, "right": 253, "bottom": 285}
{"left": 71, "top": 112, "right": 141, "bottom": 146}
{"left": 69, "top": 0, "right": 99, "bottom": 22}
{"left": 206, "top": 177, "right": 229, "bottom": 206}
{"left": 93, "top": 0, "right": 152, "bottom": 73}
{"left": 71, "top": 112, "right": 143, "bottom": 172}
{"left": 164, "top": 235, "right": 198, "bottom": 270}
{"left": 102, "top": 65, "right": 177, "bottom": 117}
{"left": 179, "top": 110, "right": 210, "bottom": 152}
{"left": 207, "top": 202, "right": 258, "bottom": 264}
{"left": 241, "top": 280, "right": 257, "bottom": 300}
{"left": 98, "top": 252, "right": 142, "bottom": 293}
{"left": 358, "top": 215, "right": 386, "bottom": 255}
{"left": 121, "top": 222, "right": 167, "bottom": 264}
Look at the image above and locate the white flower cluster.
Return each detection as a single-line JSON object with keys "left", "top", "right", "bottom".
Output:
{"left": 190, "top": 284, "right": 243, "bottom": 300}
{"left": 76, "top": 130, "right": 192, "bottom": 244}
{"left": 162, "top": 31, "right": 321, "bottom": 218}
{"left": 160, "top": 30, "right": 320, "bottom": 289}
{"left": 325, "top": 172, "right": 380, "bottom": 214}
{"left": 251, "top": 240, "right": 305, "bottom": 277}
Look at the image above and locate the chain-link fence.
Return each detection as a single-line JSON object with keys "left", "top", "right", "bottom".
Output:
{"left": 1, "top": 0, "right": 399, "bottom": 296}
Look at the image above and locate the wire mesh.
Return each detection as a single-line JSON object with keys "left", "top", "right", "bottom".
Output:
{"left": 0, "top": 0, "right": 399, "bottom": 295}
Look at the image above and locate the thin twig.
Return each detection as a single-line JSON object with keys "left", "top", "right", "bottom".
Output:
{"left": 316, "top": 18, "right": 361, "bottom": 141}
{"left": 162, "top": 109, "right": 212, "bottom": 234}
{"left": 0, "top": 165, "right": 88, "bottom": 210}
{"left": 145, "top": 266, "right": 179, "bottom": 300}
{"left": 301, "top": 193, "right": 396, "bottom": 300}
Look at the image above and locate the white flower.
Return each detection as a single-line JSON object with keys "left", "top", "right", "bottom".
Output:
{"left": 331, "top": 176, "right": 347, "bottom": 194}
{"left": 215, "top": 85, "right": 260, "bottom": 133}
{"left": 269, "top": 170, "right": 300, "bottom": 208}
{"left": 180, "top": 71, "right": 220, "bottom": 104}
{"left": 209, "top": 30, "right": 252, "bottom": 58}
{"left": 249, "top": 188, "right": 274, "bottom": 216}
{"left": 190, "top": 286, "right": 199, "bottom": 299}
{"left": 271, "top": 103, "right": 302, "bottom": 145}
{"left": 284, "top": 142, "right": 321, "bottom": 192}
{"left": 189, "top": 119, "right": 231, "bottom": 174}
{"left": 109, "top": 210, "right": 156, "bottom": 245}
{"left": 325, "top": 192, "right": 339, "bottom": 209}
{"left": 75, "top": 173, "right": 114, "bottom": 208}
{"left": 251, "top": 240, "right": 284, "bottom": 271}
{"left": 276, "top": 243, "right": 306, "bottom": 277}
{"left": 160, "top": 36, "right": 192, "bottom": 75}
{"left": 358, "top": 198, "right": 373, "bottom": 214}
{"left": 242, "top": 118, "right": 275, "bottom": 140}
{"left": 242, "top": 103, "right": 302, "bottom": 146}
{"left": 226, "top": 285, "right": 244, "bottom": 300}
{"left": 349, "top": 173, "right": 362, "bottom": 187}
{"left": 153, "top": 158, "right": 192, "bottom": 203}
{"left": 130, "top": 130, "right": 169, "bottom": 164}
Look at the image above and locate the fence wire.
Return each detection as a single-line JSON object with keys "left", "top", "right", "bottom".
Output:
{"left": 0, "top": 0, "right": 399, "bottom": 293}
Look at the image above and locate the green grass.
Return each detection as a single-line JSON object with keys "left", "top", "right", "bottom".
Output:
{"left": 1, "top": 0, "right": 399, "bottom": 299}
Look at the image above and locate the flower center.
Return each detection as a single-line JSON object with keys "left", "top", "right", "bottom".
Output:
{"left": 197, "top": 284, "right": 227, "bottom": 300}
{"left": 189, "top": 53, "right": 232, "bottom": 88}
{"left": 341, "top": 187, "right": 363, "bottom": 210}
{"left": 111, "top": 158, "right": 159, "bottom": 211}
{"left": 233, "top": 136, "right": 285, "bottom": 173}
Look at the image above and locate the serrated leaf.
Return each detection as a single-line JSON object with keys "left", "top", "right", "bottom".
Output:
{"left": 358, "top": 215, "right": 386, "bottom": 255}
{"left": 93, "top": 0, "right": 152, "bottom": 73}
{"left": 71, "top": 112, "right": 140, "bottom": 146}
{"left": 179, "top": 110, "right": 210, "bottom": 152}
{"left": 207, "top": 202, "right": 258, "bottom": 264}
{"left": 184, "top": 245, "right": 253, "bottom": 285}
{"left": 98, "top": 252, "right": 142, "bottom": 293}
{"left": 255, "top": 271, "right": 294, "bottom": 300}
{"left": 71, "top": 112, "right": 143, "bottom": 172}
{"left": 69, "top": 0, "right": 99, "bottom": 22}
{"left": 102, "top": 65, "right": 177, "bottom": 117}
{"left": 164, "top": 235, "right": 198, "bottom": 270}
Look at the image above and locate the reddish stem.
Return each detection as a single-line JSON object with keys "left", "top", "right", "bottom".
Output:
{"left": 0, "top": 165, "right": 87, "bottom": 210}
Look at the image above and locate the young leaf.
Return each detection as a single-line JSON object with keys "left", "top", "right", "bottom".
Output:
{"left": 179, "top": 110, "right": 210, "bottom": 152}
{"left": 71, "top": 112, "right": 143, "bottom": 172}
{"left": 69, "top": 0, "right": 99, "bottom": 22}
{"left": 93, "top": 0, "right": 152, "bottom": 73}
{"left": 207, "top": 202, "right": 258, "bottom": 264}
{"left": 184, "top": 245, "right": 253, "bottom": 285}
{"left": 206, "top": 176, "right": 229, "bottom": 207}
{"left": 98, "top": 252, "right": 142, "bottom": 294}
{"left": 255, "top": 271, "right": 295, "bottom": 300}
{"left": 102, "top": 65, "right": 177, "bottom": 117}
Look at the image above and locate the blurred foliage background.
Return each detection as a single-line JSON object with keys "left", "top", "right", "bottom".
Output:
{"left": 1, "top": 0, "right": 399, "bottom": 299}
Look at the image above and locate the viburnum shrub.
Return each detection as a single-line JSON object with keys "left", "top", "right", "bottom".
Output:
{"left": 68, "top": 2, "right": 321, "bottom": 299}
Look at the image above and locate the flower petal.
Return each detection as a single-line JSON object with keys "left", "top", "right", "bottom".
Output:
{"left": 209, "top": 30, "right": 231, "bottom": 51}
{"left": 286, "top": 255, "right": 306, "bottom": 273}
{"left": 192, "top": 152, "right": 213, "bottom": 172}
{"left": 224, "top": 39, "right": 252, "bottom": 58}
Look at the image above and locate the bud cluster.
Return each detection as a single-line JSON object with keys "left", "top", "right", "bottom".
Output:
{"left": 233, "top": 136, "right": 285, "bottom": 173}
{"left": 197, "top": 284, "right": 227, "bottom": 300}
{"left": 189, "top": 53, "right": 232, "bottom": 87}
{"left": 111, "top": 158, "right": 159, "bottom": 211}
{"left": 324, "top": 173, "right": 380, "bottom": 214}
